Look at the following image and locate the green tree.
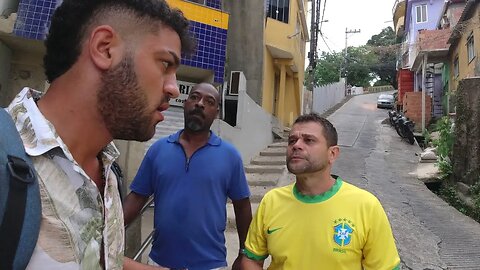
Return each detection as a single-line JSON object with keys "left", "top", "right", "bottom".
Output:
{"left": 308, "top": 27, "right": 399, "bottom": 88}
{"left": 343, "top": 46, "right": 376, "bottom": 87}
{"left": 367, "top": 27, "right": 398, "bottom": 88}
{"left": 311, "top": 51, "right": 343, "bottom": 86}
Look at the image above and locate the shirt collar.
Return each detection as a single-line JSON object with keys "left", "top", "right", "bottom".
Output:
{"left": 167, "top": 129, "right": 221, "bottom": 146}
{"left": 7, "top": 87, "right": 120, "bottom": 170}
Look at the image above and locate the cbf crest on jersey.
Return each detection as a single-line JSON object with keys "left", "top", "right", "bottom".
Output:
{"left": 333, "top": 218, "right": 355, "bottom": 246}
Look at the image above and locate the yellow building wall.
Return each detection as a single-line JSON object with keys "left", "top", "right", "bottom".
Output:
{"left": 166, "top": 0, "right": 229, "bottom": 29}
{"left": 262, "top": 48, "right": 276, "bottom": 114}
{"left": 449, "top": 7, "right": 480, "bottom": 91}
{"left": 262, "top": 0, "right": 307, "bottom": 126}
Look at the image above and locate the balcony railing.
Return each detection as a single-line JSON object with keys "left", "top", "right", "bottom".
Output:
{"left": 392, "top": 0, "right": 406, "bottom": 16}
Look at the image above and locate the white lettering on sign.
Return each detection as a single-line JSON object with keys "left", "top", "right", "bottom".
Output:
{"left": 171, "top": 80, "right": 196, "bottom": 107}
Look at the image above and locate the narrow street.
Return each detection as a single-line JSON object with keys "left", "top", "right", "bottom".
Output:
{"left": 330, "top": 92, "right": 480, "bottom": 270}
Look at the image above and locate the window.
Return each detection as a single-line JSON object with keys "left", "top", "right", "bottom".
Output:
{"left": 453, "top": 55, "right": 459, "bottom": 78}
{"left": 186, "top": 0, "right": 206, "bottom": 5}
{"left": 416, "top": 4, "right": 427, "bottom": 23}
{"left": 467, "top": 33, "right": 475, "bottom": 63}
{"left": 266, "top": 0, "right": 290, "bottom": 23}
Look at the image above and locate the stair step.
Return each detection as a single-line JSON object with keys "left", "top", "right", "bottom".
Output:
{"left": 260, "top": 148, "right": 286, "bottom": 157}
{"left": 244, "top": 165, "right": 285, "bottom": 174}
{"left": 249, "top": 185, "right": 276, "bottom": 203}
{"left": 226, "top": 203, "right": 259, "bottom": 231}
{"left": 250, "top": 156, "right": 285, "bottom": 166}
{"left": 246, "top": 173, "right": 280, "bottom": 186}
{"left": 268, "top": 142, "right": 287, "bottom": 148}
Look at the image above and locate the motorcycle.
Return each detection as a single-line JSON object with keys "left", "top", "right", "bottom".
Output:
{"left": 388, "top": 110, "right": 415, "bottom": 145}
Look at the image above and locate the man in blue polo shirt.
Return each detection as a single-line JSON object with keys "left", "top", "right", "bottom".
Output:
{"left": 124, "top": 83, "right": 252, "bottom": 270}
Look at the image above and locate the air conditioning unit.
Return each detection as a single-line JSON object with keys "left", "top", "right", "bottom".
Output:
{"left": 0, "top": 0, "right": 19, "bottom": 18}
{"left": 228, "top": 71, "right": 246, "bottom": 96}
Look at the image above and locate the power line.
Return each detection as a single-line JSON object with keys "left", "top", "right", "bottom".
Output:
{"left": 319, "top": 31, "right": 333, "bottom": 53}
{"left": 319, "top": 0, "right": 327, "bottom": 32}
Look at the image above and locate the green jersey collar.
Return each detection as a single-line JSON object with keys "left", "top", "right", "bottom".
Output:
{"left": 293, "top": 175, "right": 343, "bottom": 204}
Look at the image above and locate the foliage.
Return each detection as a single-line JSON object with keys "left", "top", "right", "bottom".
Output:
{"left": 311, "top": 52, "right": 343, "bottom": 86}
{"left": 366, "top": 27, "right": 397, "bottom": 46}
{"left": 310, "top": 27, "right": 399, "bottom": 88}
{"left": 437, "top": 184, "right": 469, "bottom": 215}
{"left": 436, "top": 182, "right": 480, "bottom": 223}
{"left": 422, "top": 129, "right": 432, "bottom": 148}
{"left": 367, "top": 27, "right": 398, "bottom": 88}
{"left": 432, "top": 116, "right": 455, "bottom": 180}
{"left": 432, "top": 116, "right": 455, "bottom": 159}
{"left": 470, "top": 180, "right": 480, "bottom": 209}
{"left": 343, "top": 46, "right": 377, "bottom": 87}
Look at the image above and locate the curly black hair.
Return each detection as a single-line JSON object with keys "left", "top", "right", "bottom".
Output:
{"left": 293, "top": 113, "right": 338, "bottom": 147}
{"left": 44, "top": 0, "right": 196, "bottom": 82}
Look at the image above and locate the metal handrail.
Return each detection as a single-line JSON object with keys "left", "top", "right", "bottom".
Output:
{"left": 125, "top": 196, "right": 154, "bottom": 230}
{"left": 125, "top": 196, "right": 155, "bottom": 261}
{"left": 133, "top": 229, "right": 155, "bottom": 261}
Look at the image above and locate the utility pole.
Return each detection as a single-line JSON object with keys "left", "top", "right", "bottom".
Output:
{"left": 340, "top": 28, "right": 360, "bottom": 95}
{"left": 307, "top": 0, "right": 321, "bottom": 91}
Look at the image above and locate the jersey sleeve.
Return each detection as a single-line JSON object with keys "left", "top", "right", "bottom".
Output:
{"left": 227, "top": 150, "right": 250, "bottom": 201}
{"left": 129, "top": 147, "right": 155, "bottom": 197}
{"left": 362, "top": 198, "right": 400, "bottom": 270}
{"left": 244, "top": 196, "right": 269, "bottom": 261}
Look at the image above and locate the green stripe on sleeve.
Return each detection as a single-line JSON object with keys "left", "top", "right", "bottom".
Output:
{"left": 392, "top": 264, "right": 400, "bottom": 270}
{"left": 243, "top": 248, "right": 268, "bottom": 261}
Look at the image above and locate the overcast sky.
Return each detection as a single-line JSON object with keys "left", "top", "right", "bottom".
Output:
{"left": 310, "top": 0, "right": 397, "bottom": 53}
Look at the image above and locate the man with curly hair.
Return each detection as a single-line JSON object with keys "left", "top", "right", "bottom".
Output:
{"left": 4, "top": 0, "right": 195, "bottom": 269}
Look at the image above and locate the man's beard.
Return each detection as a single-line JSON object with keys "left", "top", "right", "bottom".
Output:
{"left": 97, "top": 55, "right": 154, "bottom": 142}
{"left": 185, "top": 108, "right": 205, "bottom": 132}
{"left": 286, "top": 155, "right": 328, "bottom": 175}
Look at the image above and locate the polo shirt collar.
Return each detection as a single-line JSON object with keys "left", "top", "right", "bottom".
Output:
{"left": 167, "top": 129, "right": 221, "bottom": 146}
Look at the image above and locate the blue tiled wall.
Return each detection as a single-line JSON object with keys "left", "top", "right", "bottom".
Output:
{"left": 206, "top": 0, "right": 221, "bottom": 10}
{"left": 12, "top": 0, "right": 227, "bottom": 83}
{"left": 13, "top": 0, "right": 59, "bottom": 40}
{"left": 182, "top": 21, "right": 227, "bottom": 83}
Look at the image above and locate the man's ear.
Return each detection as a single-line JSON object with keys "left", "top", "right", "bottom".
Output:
{"left": 88, "top": 25, "right": 123, "bottom": 70}
{"left": 328, "top": 145, "right": 340, "bottom": 165}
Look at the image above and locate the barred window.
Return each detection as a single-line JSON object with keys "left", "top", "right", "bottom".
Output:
{"left": 266, "top": 0, "right": 290, "bottom": 23}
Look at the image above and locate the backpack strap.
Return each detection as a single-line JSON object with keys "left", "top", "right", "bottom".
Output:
{"left": 0, "top": 108, "right": 41, "bottom": 270}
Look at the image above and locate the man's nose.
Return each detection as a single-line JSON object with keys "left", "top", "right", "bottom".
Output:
{"left": 292, "top": 139, "right": 304, "bottom": 150}
{"left": 164, "top": 73, "right": 179, "bottom": 99}
{"left": 197, "top": 97, "right": 205, "bottom": 108}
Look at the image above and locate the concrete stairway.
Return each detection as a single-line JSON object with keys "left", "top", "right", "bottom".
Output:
{"left": 226, "top": 141, "right": 289, "bottom": 231}
{"left": 145, "top": 107, "right": 184, "bottom": 151}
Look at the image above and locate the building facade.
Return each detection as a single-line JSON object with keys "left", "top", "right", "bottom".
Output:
{"left": 448, "top": 0, "right": 480, "bottom": 91}
{"left": 224, "top": 0, "right": 308, "bottom": 127}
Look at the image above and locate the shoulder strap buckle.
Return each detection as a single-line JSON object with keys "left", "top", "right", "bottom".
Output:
{"left": 7, "top": 155, "right": 35, "bottom": 184}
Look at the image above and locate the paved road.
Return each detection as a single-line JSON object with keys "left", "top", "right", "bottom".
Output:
{"left": 330, "top": 93, "right": 480, "bottom": 270}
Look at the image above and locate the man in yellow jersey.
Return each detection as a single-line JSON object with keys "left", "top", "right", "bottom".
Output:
{"left": 241, "top": 113, "right": 400, "bottom": 270}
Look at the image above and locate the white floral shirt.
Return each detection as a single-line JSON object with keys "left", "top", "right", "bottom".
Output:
{"left": 7, "top": 88, "right": 124, "bottom": 270}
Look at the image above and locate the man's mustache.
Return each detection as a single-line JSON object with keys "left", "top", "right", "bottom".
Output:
{"left": 189, "top": 108, "right": 204, "bottom": 118}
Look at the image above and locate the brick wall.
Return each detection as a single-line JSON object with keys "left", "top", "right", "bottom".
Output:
{"left": 397, "top": 69, "right": 414, "bottom": 105}
{"left": 403, "top": 92, "right": 432, "bottom": 129}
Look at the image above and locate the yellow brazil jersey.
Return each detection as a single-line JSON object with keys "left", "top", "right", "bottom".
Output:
{"left": 244, "top": 176, "right": 400, "bottom": 270}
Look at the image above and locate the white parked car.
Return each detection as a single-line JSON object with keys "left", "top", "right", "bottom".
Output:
{"left": 377, "top": 94, "right": 395, "bottom": 109}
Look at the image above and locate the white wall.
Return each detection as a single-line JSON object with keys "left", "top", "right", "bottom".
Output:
{"left": 212, "top": 88, "right": 274, "bottom": 164}
{"left": 312, "top": 79, "right": 346, "bottom": 115}
{"left": 351, "top": 86, "right": 364, "bottom": 95}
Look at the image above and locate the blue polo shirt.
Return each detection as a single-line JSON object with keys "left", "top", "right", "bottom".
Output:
{"left": 130, "top": 130, "right": 250, "bottom": 270}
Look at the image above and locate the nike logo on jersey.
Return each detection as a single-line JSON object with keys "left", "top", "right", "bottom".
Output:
{"left": 267, "top": 227, "right": 282, "bottom": 234}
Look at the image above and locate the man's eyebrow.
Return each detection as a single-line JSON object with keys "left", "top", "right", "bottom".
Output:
{"left": 169, "top": 51, "right": 180, "bottom": 66}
